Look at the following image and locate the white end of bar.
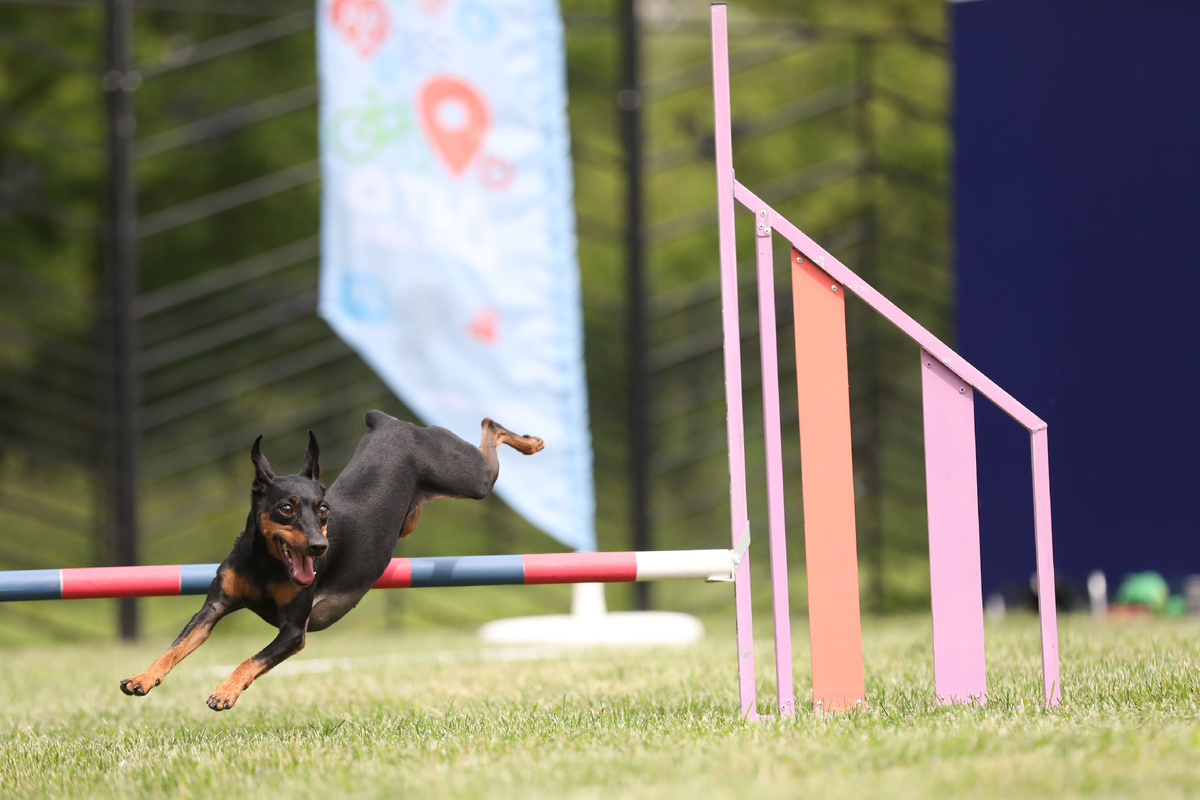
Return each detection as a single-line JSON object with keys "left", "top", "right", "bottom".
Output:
{"left": 636, "top": 549, "right": 736, "bottom": 581}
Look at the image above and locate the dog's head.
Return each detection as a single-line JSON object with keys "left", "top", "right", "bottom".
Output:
{"left": 250, "top": 432, "right": 329, "bottom": 586}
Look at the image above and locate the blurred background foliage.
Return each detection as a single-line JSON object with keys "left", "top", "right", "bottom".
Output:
{"left": 0, "top": 0, "right": 949, "bottom": 642}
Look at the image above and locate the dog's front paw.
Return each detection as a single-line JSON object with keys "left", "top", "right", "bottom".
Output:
{"left": 206, "top": 687, "right": 241, "bottom": 711}
{"left": 119, "top": 673, "right": 161, "bottom": 697}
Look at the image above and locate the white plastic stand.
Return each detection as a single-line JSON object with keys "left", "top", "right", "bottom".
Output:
{"left": 477, "top": 582, "right": 705, "bottom": 645}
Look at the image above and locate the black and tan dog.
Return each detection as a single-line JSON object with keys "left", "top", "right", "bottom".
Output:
{"left": 119, "top": 411, "right": 543, "bottom": 711}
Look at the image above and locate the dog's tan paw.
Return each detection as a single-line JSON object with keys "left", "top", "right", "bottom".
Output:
{"left": 119, "top": 673, "right": 161, "bottom": 697}
{"left": 504, "top": 434, "right": 543, "bottom": 455}
{"left": 206, "top": 687, "right": 241, "bottom": 711}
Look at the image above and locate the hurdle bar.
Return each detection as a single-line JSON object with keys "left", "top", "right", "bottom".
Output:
{"left": 0, "top": 549, "right": 742, "bottom": 602}
{"left": 710, "top": 1, "right": 1059, "bottom": 716}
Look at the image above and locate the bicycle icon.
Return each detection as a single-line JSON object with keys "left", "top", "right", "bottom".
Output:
{"left": 328, "top": 90, "right": 414, "bottom": 164}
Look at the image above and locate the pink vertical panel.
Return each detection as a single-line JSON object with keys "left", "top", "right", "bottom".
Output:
{"left": 711, "top": 2, "right": 757, "bottom": 720}
{"left": 754, "top": 215, "right": 795, "bottom": 717}
{"left": 791, "top": 249, "right": 865, "bottom": 711}
{"left": 921, "top": 350, "right": 987, "bottom": 705}
{"left": 1030, "top": 428, "right": 1061, "bottom": 707}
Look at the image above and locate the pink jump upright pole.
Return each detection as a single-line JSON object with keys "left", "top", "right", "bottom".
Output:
{"left": 1031, "top": 428, "right": 1060, "bottom": 706}
{"left": 754, "top": 209, "right": 795, "bottom": 717}
{"left": 711, "top": 1, "right": 758, "bottom": 720}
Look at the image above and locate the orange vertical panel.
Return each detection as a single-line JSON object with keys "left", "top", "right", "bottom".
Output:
{"left": 791, "top": 247, "right": 865, "bottom": 711}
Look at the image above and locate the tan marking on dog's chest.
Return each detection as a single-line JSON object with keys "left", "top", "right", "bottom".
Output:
{"left": 268, "top": 581, "right": 303, "bottom": 607}
{"left": 221, "top": 569, "right": 258, "bottom": 602}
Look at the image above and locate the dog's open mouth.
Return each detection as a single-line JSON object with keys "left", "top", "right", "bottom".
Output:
{"left": 280, "top": 543, "right": 316, "bottom": 585}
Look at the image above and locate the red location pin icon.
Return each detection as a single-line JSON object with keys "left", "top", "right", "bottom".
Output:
{"left": 418, "top": 76, "right": 490, "bottom": 177}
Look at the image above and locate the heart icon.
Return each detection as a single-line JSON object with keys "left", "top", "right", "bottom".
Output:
{"left": 330, "top": 0, "right": 391, "bottom": 58}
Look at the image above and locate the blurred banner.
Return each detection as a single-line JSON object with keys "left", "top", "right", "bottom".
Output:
{"left": 317, "top": 0, "right": 596, "bottom": 551}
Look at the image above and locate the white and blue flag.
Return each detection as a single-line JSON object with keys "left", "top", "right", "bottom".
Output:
{"left": 317, "top": 0, "right": 595, "bottom": 551}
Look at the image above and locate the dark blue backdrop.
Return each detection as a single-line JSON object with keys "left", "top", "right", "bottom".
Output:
{"left": 952, "top": 0, "right": 1200, "bottom": 596}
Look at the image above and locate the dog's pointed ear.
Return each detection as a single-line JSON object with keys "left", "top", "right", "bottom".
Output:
{"left": 251, "top": 435, "right": 275, "bottom": 493}
{"left": 300, "top": 430, "right": 320, "bottom": 481}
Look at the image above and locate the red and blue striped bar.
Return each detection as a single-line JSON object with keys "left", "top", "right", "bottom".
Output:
{"left": 0, "top": 549, "right": 736, "bottom": 602}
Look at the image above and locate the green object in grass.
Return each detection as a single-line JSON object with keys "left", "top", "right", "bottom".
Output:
{"left": 1115, "top": 571, "right": 1170, "bottom": 611}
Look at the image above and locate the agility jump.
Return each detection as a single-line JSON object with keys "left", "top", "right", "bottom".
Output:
{"left": 706, "top": 1, "right": 1058, "bottom": 718}
{"left": 0, "top": 549, "right": 742, "bottom": 602}
{"left": 0, "top": 3, "right": 1059, "bottom": 720}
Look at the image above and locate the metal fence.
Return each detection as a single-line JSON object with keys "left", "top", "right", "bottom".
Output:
{"left": 0, "top": 0, "right": 948, "bottom": 641}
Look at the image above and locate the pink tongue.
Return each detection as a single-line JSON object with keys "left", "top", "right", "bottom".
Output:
{"left": 290, "top": 550, "right": 315, "bottom": 584}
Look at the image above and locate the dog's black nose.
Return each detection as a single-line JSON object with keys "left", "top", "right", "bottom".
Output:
{"left": 309, "top": 542, "right": 328, "bottom": 557}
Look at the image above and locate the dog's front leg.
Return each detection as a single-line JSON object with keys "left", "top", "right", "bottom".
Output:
{"left": 206, "top": 602, "right": 310, "bottom": 711}
{"left": 120, "top": 593, "right": 232, "bottom": 697}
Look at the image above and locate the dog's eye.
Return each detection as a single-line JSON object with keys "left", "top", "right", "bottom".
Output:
{"left": 318, "top": 504, "right": 329, "bottom": 518}
{"left": 279, "top": 503, "right": 294, "bottom": 516}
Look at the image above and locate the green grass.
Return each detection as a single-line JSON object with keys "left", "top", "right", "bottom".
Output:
{"left": 2, "top": 614, "right": 1198, "bottom": 799}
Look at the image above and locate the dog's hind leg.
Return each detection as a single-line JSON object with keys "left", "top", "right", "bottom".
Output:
{"left": 399, "top": 419, "right": 544, "bottom": 537}
{"left": 480, "top": 417, "right": 545, "bottom": 456}
{"left": 416, "top": 418, "right": 543, "bottom": 499}
{"left": 458, "top": 416, "right": 544, "bottom": 494}
{"left": 400, "top": 505, "right": 423, "bottom": 538}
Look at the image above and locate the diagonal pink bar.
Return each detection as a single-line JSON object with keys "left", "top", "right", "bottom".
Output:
{"left": 711, "top": 1, "right": 757, "bottom": 720}
{"left": 732, "top": 181, "right": 1045, "bottom": 433}
{"left": 753, "top": 212, "right": 795, "bottom": 717}
{"left": 1031, "top": 429, "right": 1061, "bottom": 707}
{"left": 921, "top": 350, "right": 987, "bottom": 705}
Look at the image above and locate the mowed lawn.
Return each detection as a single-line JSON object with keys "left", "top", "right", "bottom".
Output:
{"left": 1, "top": 614, "right": 1198, "bottom": 799}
